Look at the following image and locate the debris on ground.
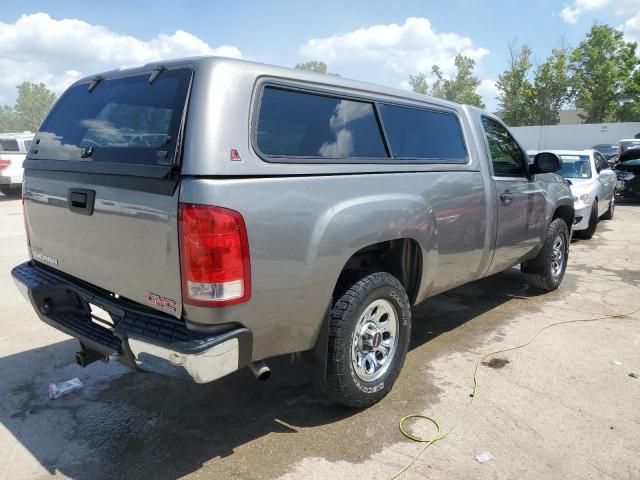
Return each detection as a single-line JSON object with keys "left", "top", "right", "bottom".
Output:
{"left": 481, "top": 358, "right": 510, "bottom": 369}
{"left": 629, "top": 372, "right": 638, "bottom": 379}
{"left": 475, "top": 451, "right": 493, "bottom": 463}
{"left": 49, "top": 378, "right": 83, "bottom": 399}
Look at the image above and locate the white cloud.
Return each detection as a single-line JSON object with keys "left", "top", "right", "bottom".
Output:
{"left": 622, "top": 12, "right": 640, "bottom": 42}
{"left": 0, "top": 13, "right": 242, "bottom": 104}
{"left": 559, "top": 0, "right": 640, "bottom": 24}
{"left": 299, "top": 17, "right": 489, "bottom": 77}
{"left": 478, "top": 79, "right": 500, "bottom": 112}
{"left": 560, "top": 7, "right": 581, "bottom": 24}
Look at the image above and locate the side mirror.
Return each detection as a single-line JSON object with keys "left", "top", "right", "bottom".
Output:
{"left": 532, "top": 152, "right": 562, "bottom": 174}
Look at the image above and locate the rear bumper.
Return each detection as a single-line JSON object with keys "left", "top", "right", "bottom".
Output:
{"left": 11, "top": 261, "right": 252, "bottom": 383}
{"left": 0, "top": 174, "right": 22, "bottom": 185}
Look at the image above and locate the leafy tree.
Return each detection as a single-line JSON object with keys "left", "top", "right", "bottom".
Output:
{"left": 12, "top": 82, "right": 56, "bottom": 132}
{"left": 294, "top": 61, "right": 340, "bottom": 76}
{"left": 616, "top": 65, "right": 640, "bottom": 122}
{"left": 295, "top": 61, "right": 328, "bottom": 74}
{"left": 0, "top": 106, "right": 15, "bottom": 133}
{"left": 570, "top": 23, "right": 638, "bottom": 123}
{"left": 530, "top": 47, "right": 571, "bottom": 125}
{"left": 408, "top": 54, "right": 485, "bottom": 108}
{"left": 496, "top": 44, "right": 535, "bottom": 126}
{"left": 408, "top": 72, "right": 429, "bottom": 94}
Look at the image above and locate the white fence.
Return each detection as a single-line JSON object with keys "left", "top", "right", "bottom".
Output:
{"left": 510, "top": 122, "right": 640, "bottom": 151}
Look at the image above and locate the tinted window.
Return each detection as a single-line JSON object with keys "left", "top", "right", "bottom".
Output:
{"left": 558, "top": 155, "right": 591, "bottom": 179}
{"left": 23, "top": 140, "right": 32, "bottom": 151}
{"left": 33, "top": 68, "right": 192, "bottom": 166}
{"left": 0, "top": 139, "right": 19, "bottom": 152}
{"left": 378, "top": 104, "right": 467, "bottom": 161}
{"left": 481, "top": 117, "right": 525, "bottom": 177}
{"left": 257, "top": 87, "right": 387, "bottom": 158}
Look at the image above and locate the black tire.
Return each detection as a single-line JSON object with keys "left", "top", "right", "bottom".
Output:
{"left": 601, "top": 196, "right": 615, "bottom": 220}
{"left": 522, "top": 218, "right": 569, "bottom": 292}
{"left": 0, "top": 185, "right": 21, "bottom": 197}
{"left": 575, "top": 200, "right": 598, "bottom": 239}
{"left": 321, "top": 272, "right": 411, "bottom": 408}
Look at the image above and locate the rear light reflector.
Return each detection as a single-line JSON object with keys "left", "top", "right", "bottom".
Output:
{"left": 0, "top": 159, "right": 10, "bottom": 171}
{"left": 178, "top": 203, "right": 251, "bottom": 306}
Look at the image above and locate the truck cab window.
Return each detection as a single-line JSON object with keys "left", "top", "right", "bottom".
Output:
{"left": 481, "top": 116, "right": 525, "bottom": 177}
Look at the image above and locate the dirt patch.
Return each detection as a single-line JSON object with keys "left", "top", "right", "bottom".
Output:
{"left": 482, "top": 357, "right": 510, "bottom": 369}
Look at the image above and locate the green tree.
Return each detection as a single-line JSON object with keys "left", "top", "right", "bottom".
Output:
{"left": 496, "top": 44, "right": 535, "bottom": 126}
{"left": 0, "top": 106, "right": 15, "bottom": 133}
{"left": 12, "top": 82, "right": 56, "bottom": 132}
{"left": 408, "top": 72, "right": 429, "bottom": 94}
{"left": 294, "top": 61, "right": 340, "bottom": 76}
{"left": 570, "top": 23, "right": 638, "bottom": 123}
{"left": 408, "top": 54, "right": 485, "bottom": 108}
{"left": 530, "top": 47, "right": 571, "bottom": 125}
{"left": 616, "top": 65, "right": 640, "bottom": 122}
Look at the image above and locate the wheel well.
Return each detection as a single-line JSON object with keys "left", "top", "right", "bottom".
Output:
{"left": 553, "top": 205, "right": 574, "bottom": 231}
{"left": 333, "top": 239, "right": 422, "bottom": 304}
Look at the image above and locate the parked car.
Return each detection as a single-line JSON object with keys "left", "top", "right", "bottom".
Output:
{"left": 615, "top": 146, "right": 640, "bottom": 199}
{"left": 11, "top": 57, "right": 574, "bottom": 407}
{"left": 546, "top": 149, "right": 616, "bottom": 239}
{"left": 0, "top": 132, "right": 34, "bottom": 196}
{"left": 592, "top": 144, "right": 619, "bottom": 164}
{"left": 619, "top": 138, "right": 640, "bottom": 155}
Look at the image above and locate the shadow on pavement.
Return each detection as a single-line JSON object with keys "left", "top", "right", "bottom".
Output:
{"left": 0, "top": 268, "right": 546, "bottom": 479}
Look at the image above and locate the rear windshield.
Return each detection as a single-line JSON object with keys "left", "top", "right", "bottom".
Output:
{"left": 0, "top": 139, "right": 20, "bottom": 152}
{"left": 31, "top": 68, "right": 192, "bottom": 166}
{"left": 558, "top": 155, "right": 591, "bottom": 179}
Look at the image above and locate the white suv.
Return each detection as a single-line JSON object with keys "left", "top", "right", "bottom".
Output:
{"left": 0, "top": 132, "right": 34, "bottom": 196}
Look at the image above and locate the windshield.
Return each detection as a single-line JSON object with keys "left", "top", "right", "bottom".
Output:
{"left": 558, "top": 154, "right": 592, "bottom": 179}
{"left": 0, "top": 139, "right": 20, "bottom": 152}
{"left": 620, "top": 140, "right": 640, "bottom": 154}
{"left": 31, "top": 68, "right": 191, "bottom": 166}
{"left": 592, "top": 144, "right": 618, "bottom": 157}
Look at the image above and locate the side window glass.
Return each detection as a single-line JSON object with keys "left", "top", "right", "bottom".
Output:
{"left": 480, "top": 117, "right": 525, "bottom": 177}
{"left": 377, "top": 104, "right": 467, "bottom": 161}
{"left": 256, "top": 87, "right": 388, "bottom": 158}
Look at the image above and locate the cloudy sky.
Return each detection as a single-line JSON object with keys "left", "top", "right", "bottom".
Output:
{"left": 1, "top": 0, "right": 639, "bottom": 111}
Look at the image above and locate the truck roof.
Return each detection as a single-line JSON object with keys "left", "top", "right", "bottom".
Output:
{"left": 70, "top": 55, "right": 468, "bottom": 111}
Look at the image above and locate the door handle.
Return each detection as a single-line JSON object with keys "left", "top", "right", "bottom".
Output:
{"left": 500, "top": 192, "right": 514, "bottom": 205}
{"left": 68, "top": 188, "right": 96, "bottom": 216}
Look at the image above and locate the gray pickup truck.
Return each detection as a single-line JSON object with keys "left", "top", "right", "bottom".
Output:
{"left": 12, "top": 57, "right": 573, "bottom": 407}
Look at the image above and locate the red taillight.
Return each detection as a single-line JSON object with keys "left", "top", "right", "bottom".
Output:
{"left": 0, "top": 159, "right": 10, "bottom": 171}
{"left": 178, "top": 203, "right": 251, "bottom": 307}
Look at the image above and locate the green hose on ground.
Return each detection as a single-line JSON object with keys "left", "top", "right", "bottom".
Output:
{"left": 389, "top": 307, "right": 640, "bottom": 479}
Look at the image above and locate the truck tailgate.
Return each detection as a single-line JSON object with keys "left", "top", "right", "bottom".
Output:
{"left": 24, "top": 175, "right": 183, "bottom": 317}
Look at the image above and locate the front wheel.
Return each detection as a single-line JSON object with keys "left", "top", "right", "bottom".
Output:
{"left": 522, "top": 218, "right": 569, "bottom": 292}
{"left": 321, "top": 272, "right": 411, "bottom": 408}
{"left": 575, "top": 201, "right": 598, "bottom": 239}
{"left": 601, "top": 196, "right": 615, "bottom": 220}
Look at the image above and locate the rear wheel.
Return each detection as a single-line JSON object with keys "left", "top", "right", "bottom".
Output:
{"left": 0, "top": 185, "right": 21, "bottom": 197}
{"left": 601, "top": 196, "right": 615, "bottom": 220}
{"left": 575, "top": 200, "right": 598, "bottom": 239}
{"left": 522, "top": 218, "right": 569, "bottom": 292}
{"left": 321, "top": 272, "right": 411, "bottom": 408}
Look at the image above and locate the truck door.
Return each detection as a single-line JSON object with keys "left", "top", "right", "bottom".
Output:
{"left": 480, "top": 116, "right": 547, "bottom": 274}
{"left": 594, "top": 151, "right": 616, "bottom": 212}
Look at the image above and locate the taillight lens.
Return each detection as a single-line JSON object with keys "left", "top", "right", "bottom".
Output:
{"left": 178, "top": 203, "right": 251, "bottom": 306}
{"left": 0, "top": 159, "right": 11, "bottom": 171}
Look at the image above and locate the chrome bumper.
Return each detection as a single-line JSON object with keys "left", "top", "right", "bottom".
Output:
{"left": 11, "top": 261, "right": 253, "bottom": 384}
